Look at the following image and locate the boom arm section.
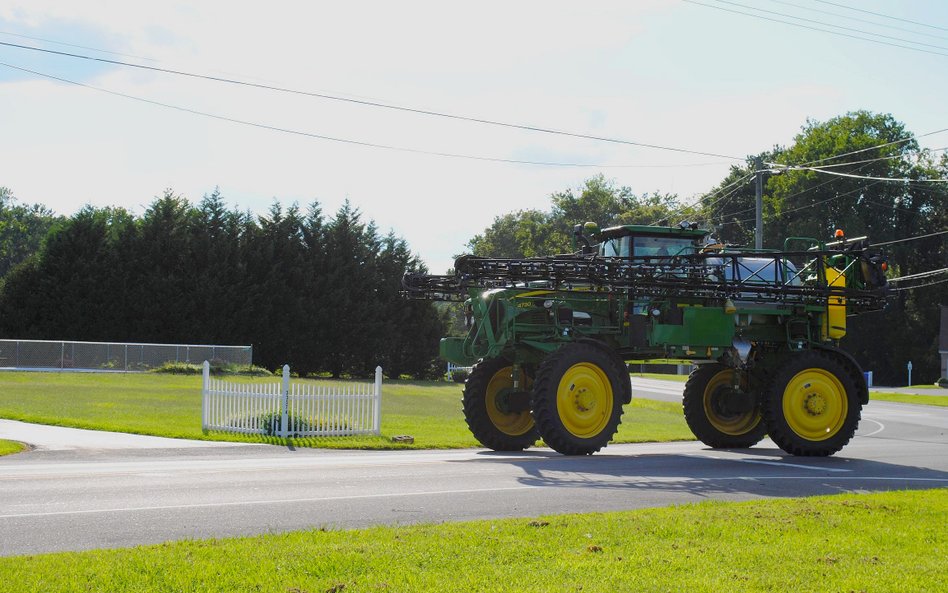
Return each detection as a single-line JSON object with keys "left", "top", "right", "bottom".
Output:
{"left": 404, "top": 247, "right": 889, "bottom": 313}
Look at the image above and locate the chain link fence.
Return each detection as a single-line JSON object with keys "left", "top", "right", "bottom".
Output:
{"left": 0, "top": 339, "right": 252, "bottom": 372}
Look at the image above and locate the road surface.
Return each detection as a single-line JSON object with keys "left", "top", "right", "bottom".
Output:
{"left": 0, "top": 378, "right": 945, "bottom": 556}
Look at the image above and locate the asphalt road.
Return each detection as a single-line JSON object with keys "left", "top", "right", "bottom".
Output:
{"left": 1, "top": 380, "right": 946, "bottom": 557}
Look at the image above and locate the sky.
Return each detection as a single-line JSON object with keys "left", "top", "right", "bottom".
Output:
{"left": 1, "top": 0, "right": 946, "bottom": 273}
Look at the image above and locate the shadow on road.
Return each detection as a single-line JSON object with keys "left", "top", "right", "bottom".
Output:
{"left": 452, "top": 447, "right": 948, "bottom": 500}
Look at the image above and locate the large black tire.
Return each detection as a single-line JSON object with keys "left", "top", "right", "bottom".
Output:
{"left": 762, "top": 351, "right": 861, "bottom": 457}
{"left": 531, "top": 343, "right": 625, "bottom": 455}
{"left": 683, "top": 364, "right": 767, "bottom": 449}
{"left": 463, "top": 358, "right": 538, "bottom": 451}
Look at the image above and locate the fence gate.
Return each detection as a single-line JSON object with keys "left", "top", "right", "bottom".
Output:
{"left": 201, "top": 362, "right": 382, "bottom": 437}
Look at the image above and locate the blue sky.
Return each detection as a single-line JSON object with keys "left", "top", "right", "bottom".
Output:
{"left": 1, "top": 1, "right": 946, "bottom": 272}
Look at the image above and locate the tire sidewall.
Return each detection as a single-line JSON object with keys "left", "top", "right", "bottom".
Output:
{"left": 533, "top": 343, "right": 625, "bottom": 455}
{"left": 463, "top": 357, "right": 538, "bottom": 451}
{"left": 683, "top": 363, "right": 766, "bottom": 448}
{"left": 763, "top": 352, "right": 861, "bottom": 456}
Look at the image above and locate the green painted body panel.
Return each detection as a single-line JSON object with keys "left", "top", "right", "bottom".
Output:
{"left": 649, "top": 307, "right": 734, "bottom": 348}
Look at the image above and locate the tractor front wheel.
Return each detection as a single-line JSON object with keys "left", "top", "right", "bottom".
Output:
{"left": 463, "top": 358, "right": 538, "bottom": 451}
{"left": 762, "top": 351, "right": 861, "bottom": 457}
{"left": 683, "top": 364, "right": 766, "bottom": 449}
{"left": 531, "top": 344, "right": 625, "bottom": 455}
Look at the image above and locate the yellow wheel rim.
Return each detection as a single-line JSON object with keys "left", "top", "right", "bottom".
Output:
{"left": 782, "top": 369, "right": 848, "bottom": 441}
{"left": 556, "top": 363, "right": 614, "bottom": 438}
{"left": 702, "top": 369, "right": 761, "bottom": 436}
{"left": 485, "top": 367, "right": 534, "bottom": 436}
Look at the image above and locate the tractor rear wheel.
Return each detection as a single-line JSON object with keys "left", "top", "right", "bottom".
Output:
{"left": 531, "top": 343, "right": 625, "bottom": 455}
{"left": 762, "top": 351, "right": 861, "bottom": 456}
{"left": 683, "top": 364, "right": 766, "bottom": 449}
{"left": 463, "top": 357, "right": 538, "bottom": 451}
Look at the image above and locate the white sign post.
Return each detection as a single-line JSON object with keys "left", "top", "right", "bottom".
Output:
{"left": 907, "top": 360, "right": 913, "bottom": 387}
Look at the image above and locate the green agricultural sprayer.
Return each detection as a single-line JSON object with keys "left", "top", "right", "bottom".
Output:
{"left": 404, "top": 222, "right": 889, "bottom": 457}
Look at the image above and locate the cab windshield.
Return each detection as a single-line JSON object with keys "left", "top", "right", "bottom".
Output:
{"left": 600, "top": 236, "right": 631, "bottom": 257}
{"left": 632, "top": 236, "right": 696, "bottom": 258}
{"left": 600, "top": 235, "right": 696, "bottom": 258}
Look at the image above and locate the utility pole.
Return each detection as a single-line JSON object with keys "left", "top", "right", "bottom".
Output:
{"left": 754, "top": 157, "right": 763, "bottom": 250}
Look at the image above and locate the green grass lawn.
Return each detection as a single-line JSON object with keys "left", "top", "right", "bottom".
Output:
{"left": 630, "top": 372, "right": 689, "bottom": 382}
{"left": 0, "top": 489, "right": 942, "bottom": 593}
{"left": 0, "top": 372, "right": 693, "bottom": 449}
{"left": 0, "top": 439, "right": 26, "bottom": 456}
{"left": 871, "top": 392, "right": 948, "bottom": 407}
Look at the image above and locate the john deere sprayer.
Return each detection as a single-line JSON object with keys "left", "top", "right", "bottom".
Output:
{"left": 404, "top": 222, "right": 889, "bottom": 457}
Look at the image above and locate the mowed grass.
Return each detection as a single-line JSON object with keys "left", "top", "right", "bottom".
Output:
{"left": 0, "top": 371, "right": 693, "bottom": 448}
{"left": 871, "top": 392, "right": 948, "bottom": 407}
{"left": 1, "top": 489, "right": 943, "bottom": 593}
{"left": 630, "top": 372, "right": 689, "bottom": 382}
{"left": 0, "top": 439, "right": 26, "bottom": 456}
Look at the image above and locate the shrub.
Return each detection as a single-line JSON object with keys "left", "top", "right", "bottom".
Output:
{"left": 153, "top": 361, "right": 204, "bottom": 375}
{"left": 153, "top": 361, "right": 271, "bottom": 376}
{"left": 450, "top": 369, "right": 470, "bottom": 383}
{"left": 254, "top": 412, "right": 350, "bottom": 436}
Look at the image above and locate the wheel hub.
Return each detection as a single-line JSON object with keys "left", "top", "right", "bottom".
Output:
{"left": 804, "top": 392, "right": 826, "bottom": 416}
{"left": 570, "top": 383, "right": 597, "bottom": 412}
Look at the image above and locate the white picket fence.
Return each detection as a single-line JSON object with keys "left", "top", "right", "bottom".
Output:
{"left": 201, "top": 361, "right": 382, "bottom": 437}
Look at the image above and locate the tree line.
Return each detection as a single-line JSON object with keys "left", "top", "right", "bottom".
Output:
{"left": 1, "top": 110, "right": 944, "bottom": 384}
{"left": 467, "top": 112, "right": 947, "bottom": 384}
{"left": 0, "top": 190, "right": 445, "bottom": 378}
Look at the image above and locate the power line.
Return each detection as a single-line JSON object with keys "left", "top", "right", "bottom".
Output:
{"left": 708, "top": 0, "right": 948, "bottom": 52}
{"left": 790, "top": 166, "right": 948, "bottom": 183}
{"left": 791, "top": 146, "right": 948, "bottom": 170}
{"left": 0, "top": 60, "right": 726, "bottom": 170}
{"left": 862, "top": 198, "right": 936, "bottom": 216}
{"left": 682, "top": 0, "right": 948, "bottom": 58}
{"left": 813, "top": 0, "right": 948, "bottom": 33}
{"left": 0, "top": 39, "right": 744, "bottom": 161}
{"left": 787, "top": 128, "right": 948, "bottom": 167}
{"left": 714, "top": 179, "right": 883, "bottom": 227}
{"left": 714, "top": 162, "right": 878, "bottom": 221}
{"left": 871, "top": 229, "right": 948, "bottom": 247}
{"left": 888, "top": 267, "right": 948, "bottom": 283}
{"left": 891, "top": 277, "right": 948, "bottom": 291}
{"left": 0, "top": 30, "right": 157, "bottom": 62}
{"left": 646, "top": 172, "right": 754, "bottom": 226}
{"left": 766, "top": 0, "right": 948, "bottom": 41}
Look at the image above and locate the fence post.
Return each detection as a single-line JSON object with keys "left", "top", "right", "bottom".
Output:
{"left": 202, "top": 360, "right": 210, "bottom": 430}
{"left": 373, "top": 366, "right": 383, "bottom": 435}
{"left": 281, "top": 364, "right": 290, "bottom": 438}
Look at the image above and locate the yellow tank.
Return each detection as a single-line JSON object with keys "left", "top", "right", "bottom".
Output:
{"left": 823, "top": 264, "right": 847, "bottom": 340}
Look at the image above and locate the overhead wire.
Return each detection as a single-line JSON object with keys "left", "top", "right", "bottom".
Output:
{"left": 0, "top": 30, "right": 158, "bottom": 62}
{"left": 871, "top": 229, "right": 948, "bottom": 247}
{"left": 765, "top": 0, "right": 948, "bottom": 40}
{"left": 891, "top": 277, "right": 948, "bottom": 291}
{"left": 795, "top": 147, "right": 948, "bottom": 169}
{"left": 788, "top": 166, "right": 948, "bottom": 183}
{"left": 646, "top": 172, "right": 754, "bottom": 226}
{"left": 887, "top": 267, "right": 948, "bottom": 283}
{"left": 0, "top": 39, "right": 743, "bottom": 161}
{"left": 0, "top": 60, "right": 679, "bottom": 168}
{"left": 813, "top": 0, "right": 948, "bottom": 33}
{"left": 713, "top": 178, "right": 884, "bottom": 228}
{"left": 681, "top": 0, "right": 948, "bottom": 58}
{"left": 711, "top": 161, "right": 878, "bottom": 223}
{"left": 784, "top": 128, "right": 948, "bottom": 167}
{"left": 707, "top": 0, "right": 948, "bottom": 52}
